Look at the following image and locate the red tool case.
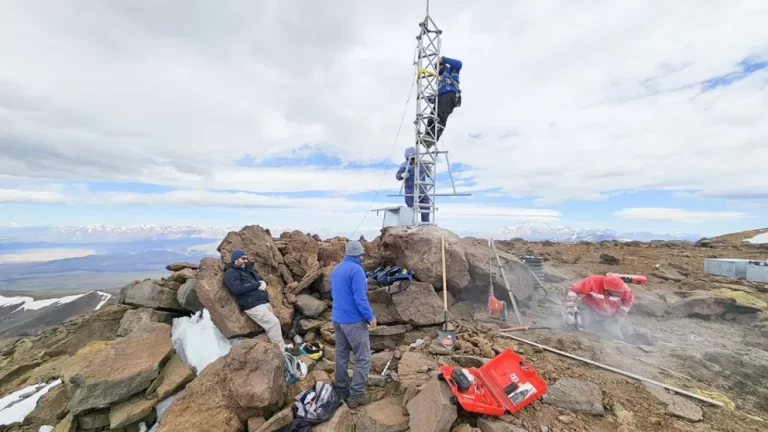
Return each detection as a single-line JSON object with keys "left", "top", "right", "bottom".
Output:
{"left": 438, "top": 348, "right": 547, "bottom": 416}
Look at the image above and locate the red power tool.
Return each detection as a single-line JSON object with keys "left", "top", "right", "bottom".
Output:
{"left": 606, "top": 273, "right": 648, "bottom": 285}
{"left": 487, "top": 238, "right": 508, "bottom": 321}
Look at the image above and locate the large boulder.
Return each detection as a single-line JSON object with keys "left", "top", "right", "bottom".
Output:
{"left": 632, "top": 291, "right": 668, "bottom": 317}
{"left": 119, "top": 280, "right": 186, "bottom": 312}
{"left": 158, "top": 336, "right": 287, "bottom": 432}
{"left": 379, "top": 225, "right": 470, "bottom": 295}
{"left": 378, "top": 226, "right": 535, "bottom": 302}
{"left": 177, "top": 279, "right": 204, "bottom": 313}
{"left": 461, "top": 237, "right": 535, "bottom": 302}
{"left": 216, "top": 226, "right": 295, "bottom": 326}
{"left": 406, "top": 379, "right": 457, "bottom": 432}
{"left": 195, "top": 257, "right": 259, "bottom": 338}
{"left": 357, "top": 396, "right": 409, "bottom": 432}
{"left": 294, "top": 294, "right": 327, "bottom": 318}
{"left": 117, "top": 308, "right": 179, "bottom": 337}
{"left": 61, "top": 322, "right": 173, "bottom": 415}
{"left": 543, "top": 378, "right": 604, "bottom": 415}
{"left": 149, "top": 353, "right": 196, "bottom": 400}
{"left": 225, "top": 336, "right": 287, "bottom": 409}
{"left": 389, "top": 281, "right": 444, "bottom": 326}
{"left": 667, "top": 293, "right": 762, "bottom": 320}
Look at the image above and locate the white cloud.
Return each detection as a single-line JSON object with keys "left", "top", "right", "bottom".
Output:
{"left": 0, "top": 188, "right": 68, "bottom": 204}
{"left": 0, "top": 186, "right": 560, "bottom": 224}
{"left": 614, "top": 207, "right": 754, "bottom": 223}
{"left": 0, "top": 1, "right": 766, "bottom": 207}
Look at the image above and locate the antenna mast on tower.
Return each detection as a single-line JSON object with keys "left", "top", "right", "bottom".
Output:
{"left": 387, "top": 0, "right": 470, "bottom": 225}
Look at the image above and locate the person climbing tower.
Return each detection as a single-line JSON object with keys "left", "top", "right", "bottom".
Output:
{"left": 423, "top": 56, "right": 462, "bottom": 147}
{"left": 396, "top": 147, "right": 430, "bottom": 223}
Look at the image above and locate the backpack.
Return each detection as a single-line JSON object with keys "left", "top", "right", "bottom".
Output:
{"left": 283, "top": 352, "right": 307, "bottom": 385}
{"left": 298, "top": 341, "right": 324, "bottom": 361}
{"left": 366, "top": 266, "right": 414, "bottom": 294}
{"left": 293, "top": 381, "right": 343, "bottom": 424}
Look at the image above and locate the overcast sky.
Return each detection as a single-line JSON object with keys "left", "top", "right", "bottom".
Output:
{"left": 0, "top": 0, "right": 767, "bottom": 237}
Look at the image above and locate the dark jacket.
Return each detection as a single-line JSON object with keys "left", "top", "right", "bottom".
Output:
{"left": 223, "top": 262, "right": 269, "bottom": 310}
{"left": 438, "top": 56, "right": 462, "bottom": 96}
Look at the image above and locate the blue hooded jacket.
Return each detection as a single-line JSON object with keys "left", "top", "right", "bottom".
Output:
{"left": 438, "top": 56, "right": 462, "bottom": 96}
{"left": 330, "top": 256, "right": 375, "bottom": 324}
{"left": 395, "top": 147, "right": 428, "bottom": 197}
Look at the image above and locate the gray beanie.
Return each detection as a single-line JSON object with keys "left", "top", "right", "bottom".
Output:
{"left": 345, "top": 240, "right": 365, "bottom": 257}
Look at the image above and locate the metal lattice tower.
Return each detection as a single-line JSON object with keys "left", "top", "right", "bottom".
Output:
{"left": 387, "top": 1, "right": 470, "bottom": 225}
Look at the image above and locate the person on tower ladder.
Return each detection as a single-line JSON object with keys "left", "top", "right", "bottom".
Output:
{"left": 395, "top": 147, "right": 430, "bottom": 223}
{"left": 562, "top": 274, "right": 635, "bottom": 341}
{"left": 423, "top": 56, "right": 462, "bottom": 148}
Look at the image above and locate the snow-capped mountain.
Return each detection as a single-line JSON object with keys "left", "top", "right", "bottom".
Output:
{"left": 485, "top": 223, "right": 700, "bottom": 243}
{"left": 0, "top": 225, "right": 240, "bottom": 243}
{"left": 0, "top": 291, "right": 114, "bottom": 337}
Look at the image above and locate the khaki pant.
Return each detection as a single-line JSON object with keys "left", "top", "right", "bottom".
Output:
{"left": 244, "top": 303, "right": 286, "bottom": 351}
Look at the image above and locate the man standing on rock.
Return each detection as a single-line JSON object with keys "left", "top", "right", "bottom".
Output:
{"left": 223, "top": 248, "right": 291, "bottom": 351}
{"left": 562, "top": 274, "right": 634, "bottom": 340}
{"left": 330, "top": 240, "right": 376, "bottom": 407}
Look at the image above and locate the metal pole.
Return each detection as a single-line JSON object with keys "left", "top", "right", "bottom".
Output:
{"left": 490, "top": 238, "right": 523, "bottom": 324}
{"left": 499, "top": 333, "right": 725, "bottom": 407}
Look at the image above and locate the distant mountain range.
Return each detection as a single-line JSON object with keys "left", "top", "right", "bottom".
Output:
{"left": 0, "top": 225, "right": 360, "bottom": 254}
{"left": 482, "top": 223, "right": 701, "bottom": 243}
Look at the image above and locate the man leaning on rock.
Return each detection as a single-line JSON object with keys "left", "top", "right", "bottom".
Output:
{"left": 330, "top": 240, "right": 376, "bottom": 407}
{"left": 223, "top": 248, "right": 291, "bottom": 351}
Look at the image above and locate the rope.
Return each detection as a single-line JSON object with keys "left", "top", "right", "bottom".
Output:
{"left": 348, "top": 79, "right": 416, "bottom": 239}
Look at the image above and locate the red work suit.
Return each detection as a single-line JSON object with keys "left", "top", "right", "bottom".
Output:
{"left": 566, "top": 275, "right": 634, "bottom": 318}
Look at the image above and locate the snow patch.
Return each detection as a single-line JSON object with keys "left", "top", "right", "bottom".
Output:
{"left": 39, "top": 427, "right": 54, "bottom": 432}
{"left": 746, "top": 232, "right": 768, "bottom": 244}
{"left": 171, "top": 309, "right": 236, "bottom": 374}
{"left": 144, "top": 391, "right": 181, "bottom": 432}
{"left": 0, "top": 380, "right": 61, "bottom": 426}
{"left": 0, "top": 295, "right": 33, "bottom": 309}
{"left": 94, "top": 291, "right": 112, "bottom": 310}
{"left": 0, "top": 291, "right": 113, "bottom": 313}
{"left": 18, "top": 293, "right": 89, "bottom": 311}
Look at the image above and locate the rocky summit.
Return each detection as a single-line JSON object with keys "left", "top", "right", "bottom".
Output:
{"left": 0, "top": 224, "right": 767, "bottom": 432}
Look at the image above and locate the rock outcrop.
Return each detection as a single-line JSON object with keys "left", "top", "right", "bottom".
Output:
{"left": 379, "top": 226, "right": 535, "bottom": 301}
{"left": 406, "top": 379, "right": 457, "bottom": 432}
{"left": 61, "top": 322, "right": 173, "bottom": 415}
{"left": 117, "top": 308, "right": 179, "bottom": 337}
{"left": 120, "top": 280, "right": 186, "bottom": 312}
{"left": 158, "top": 336, "right": 286, "bottom": 432}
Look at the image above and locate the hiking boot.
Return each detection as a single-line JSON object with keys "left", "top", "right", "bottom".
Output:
{"left": 345, "top": 393, "right": 370, "bottom": 408}
{"left": 333, "top": 386, "right": 349, "bottom": 401}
